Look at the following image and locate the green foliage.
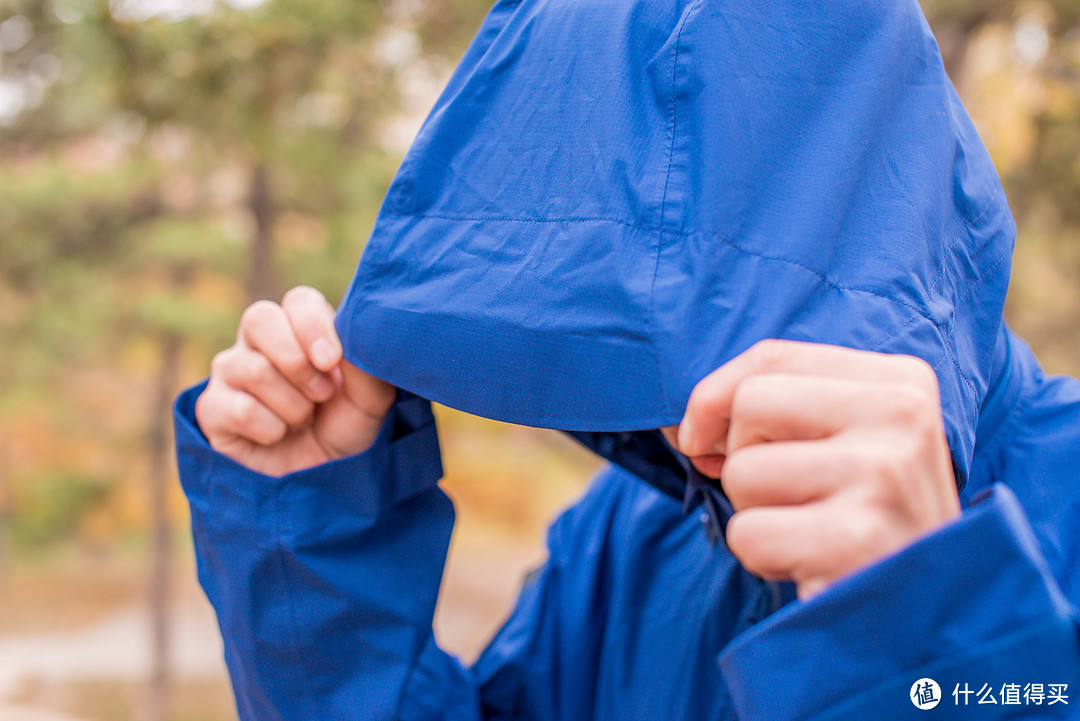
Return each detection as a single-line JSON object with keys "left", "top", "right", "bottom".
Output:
{"left": 10, "top": 471, "right": 115, "bottom": 548}
{"left": 0, "top": 0, "right": 494, "bottom": 551}
{"left": 1033, "top": 113, "right": 1080, "bottom": 225}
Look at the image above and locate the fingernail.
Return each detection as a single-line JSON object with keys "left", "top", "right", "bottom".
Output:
{"left": 308, "top": 373, "right": 334, "bottom": 399}
{"left": 311, "top": 337, "right": 337, "bottom": 369}
{"left": 678, "top": 418, "right": 696, "bottom": 454}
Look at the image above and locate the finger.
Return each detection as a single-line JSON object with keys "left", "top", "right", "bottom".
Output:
{"left": 281, "top": 286, "right": 342, "bottom": 373}
{"left": 725, "top": 374, "right": 907, "bottom": 453}
{"left": 216, "top": 347, "right": 316, "bottom": 429}
{"left": 689, "top": 453, "right": 726, "bottom": 479}
{"left": 720, "top": 438, "right": 860, "bottom": 510}
{"left": 197, "top": 383, "right": 289, "bottom": 448}
{"left": 338, "top": 359, "right": 397, "bottom": 418}
{"left": 678, "top": 340, "right": 939, "bottom": 456}
{"left": 725, "top": 504, "right": 819, "bottom": 582}
{"left": 725, "top": 501, "right": 905, "bottom": 596}
{"left": 312, "top": 360, "right": 397, "bottom": 458}
{"left": 662, "top": 425, "right": 728, "bottom": 477}
{"left": 238, "top": 300, "right": 335, "bottom": 402}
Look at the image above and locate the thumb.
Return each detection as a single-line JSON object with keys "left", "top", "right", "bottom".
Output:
{"left": 312, "top": 360, "right": 396, "bottom": 458}
{"left": 338, "top": 358, "right": 396, "bottom": 418}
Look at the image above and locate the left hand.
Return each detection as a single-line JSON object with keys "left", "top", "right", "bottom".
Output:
{"left": 662, "top": 340, "right": 960, "bottom": 599}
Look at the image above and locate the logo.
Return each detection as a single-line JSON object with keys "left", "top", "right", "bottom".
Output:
{"left": 912, "top": 678, "right": 942, "bottom": 710}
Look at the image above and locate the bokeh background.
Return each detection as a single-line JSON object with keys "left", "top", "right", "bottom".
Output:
{"left": 0, "top": 1, "right": 1076, "bottom": 719}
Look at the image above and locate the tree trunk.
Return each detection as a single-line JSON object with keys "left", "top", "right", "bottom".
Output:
{"left": 141, "top": 332, "right": 182, "bottom": 721}
{"left": 936, "top": 21, "right": 975, "bottom": 93}
{"left": 247, "top": 161, "right": 279, "bottom": 303}
{"left": 929, "top": 9, "right": 999, "bottom": 94}
{"left": 0, "top": 437, "right": 10, "bottom": 601}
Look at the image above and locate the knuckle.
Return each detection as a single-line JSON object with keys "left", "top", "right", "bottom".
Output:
{"left": 277, "top": 351, "right": 312, "bottom": 380}
{"left": 724, "top": 512, "right": 761, "bottom": 565}
{"left": 209, "top": 348, "right": 233, "bottom": 378}
{"left": 688, "top": 385, "right": 721, "bottom": 422}
{"left": 229, "top": 394, "right": 258, "bottom": 428}
{"left": 720, "top": 451, "right": 752, "bottom": 500}
{"left": 731, "top": 374, "right": 768, "bottom": 415}
{"left": 748, "top": 338, "right": 790, "bottom": 372}
{"left": 240, "top": 300, "right": 281, "bottom": 334}
{"left": 683, "top": 388, "right": 716, "bottom": 429}
{"left": 864, "top": 436, "right": 922, "bottom": 496}
{"left": 283, "top": 397, "right": 315, "bottom": 427}
{"left": 839, "top": 510, "right": 891, "bottom": 562}
{"left": 206, "top": 433, "right": 232, "bottom": 455}
{"left": 851, "top": 442, "right": 890, "bottom": 482}
{"left": 691, "top": 370, "right": 743, "bottom": 420}
{"left": 281, "top": 285, "right": 322, "bottom": 311}
{"left": 242, "top": 352, "right": 276, "bottom": 387}
{"left": 850, "top": 442, "right": 907, "bottom": 498}
{"left": 194, "top": 389, "right": 215, "bottom": 429}
{"left": 899, "top": 355, "right": 939, "bottom": 393}
{"left": 259, "top": 418, "right": 288, "bottom": 445}
{"left": 883, "top": 383, "right": 932, "bottom": 427}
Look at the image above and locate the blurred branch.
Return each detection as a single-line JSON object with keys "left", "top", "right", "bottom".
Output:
{"left": 140, "top": 328, "right": 182, "bottom": 721}
{"left": 247, "top": 161, "right": 279, "bottom": 302}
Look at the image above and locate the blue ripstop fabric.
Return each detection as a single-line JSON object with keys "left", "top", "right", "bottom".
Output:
{"left": 336, "top": 0, "right": 1013, "bottom": 486}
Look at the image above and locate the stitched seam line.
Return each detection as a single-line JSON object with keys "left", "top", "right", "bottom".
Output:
{"left": 868, "top": 250, "right": 951, "bottom": 352}
{"left": 658, "top": 1, "right": 699, "bottom": 232}
{"left": 400, "top": 211, "right": 992, "bottom": 336}
{"left": 386, "top": 186, "right": 999, "bottom": 234}
{"left": 650, "top": 0, "right": 702, "bottom": 416}
{"left": 869, "top": 237, "right": 1008, "bottom": 384}
{"left": 915, "top": 197, "right": 1010, "bottom": 402}
{"left": 938, "top": 246, "right": 1014, "bottom": 407}
{"left": 390, "top": 187, "right": 1007, "bottom": 410}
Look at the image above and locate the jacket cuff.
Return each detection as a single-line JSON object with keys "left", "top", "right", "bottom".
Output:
{"left": 719, "top": 485, "right": 1080, "bottom": 720}
{"left": 173, "top": 379, "right": 443, "bottom": 538}
{"left": 173, "top": 381, "right": 448, "bottom": 720}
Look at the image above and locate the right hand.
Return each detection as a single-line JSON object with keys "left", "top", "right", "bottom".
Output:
{"left": 195, "top": 286, "right": 396, "bottom": 476}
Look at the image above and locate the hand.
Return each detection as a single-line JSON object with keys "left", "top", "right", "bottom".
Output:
{"left": 195, "top": 286, "right": 396, "bottom": 476}
{"left": 663, "top": 340, "right": 960, "bottom": 599}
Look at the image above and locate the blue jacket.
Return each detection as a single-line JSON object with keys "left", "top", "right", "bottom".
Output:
{"left": 175, "top": 0, "right": 1080, "bottom": 718}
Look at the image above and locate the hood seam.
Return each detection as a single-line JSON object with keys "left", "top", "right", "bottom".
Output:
{"left": 377, "top": 209, "right": 1004, "bottom": 417}
{"left": 383, "top": 212, "right": 995, "bottom": 344}
{"left": 651, "top": 0, "right": 706, "bottom": 420}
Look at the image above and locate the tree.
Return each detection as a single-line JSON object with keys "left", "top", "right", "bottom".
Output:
{"left": 0, "top": 1, "right": 491, "bottom": 718}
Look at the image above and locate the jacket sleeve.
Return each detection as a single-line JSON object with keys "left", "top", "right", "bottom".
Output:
{"left": 397, "top": 470, "right": 630, "bottom": 721}
{"left": 174, "top": 381, "right": 481, "bottom": 721}
{"left": 718, "top": 484, "right": 1080, "bottom": 720}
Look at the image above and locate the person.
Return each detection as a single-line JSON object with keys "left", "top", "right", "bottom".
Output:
{"left": 174, "top": 0, "right": 1080, "bottom": 718}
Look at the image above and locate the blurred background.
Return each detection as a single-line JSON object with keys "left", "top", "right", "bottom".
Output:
{"left": 0, "top": 0, "right": 1076, "bottom": 719}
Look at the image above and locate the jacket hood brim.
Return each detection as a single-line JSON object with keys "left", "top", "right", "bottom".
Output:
{"left": 335, "top": 0, "right": 1015, "bottom": 483}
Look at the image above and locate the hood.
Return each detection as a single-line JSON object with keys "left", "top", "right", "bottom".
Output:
{"left": 335, "top": 0, "right": 1015, "bottom": 489}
